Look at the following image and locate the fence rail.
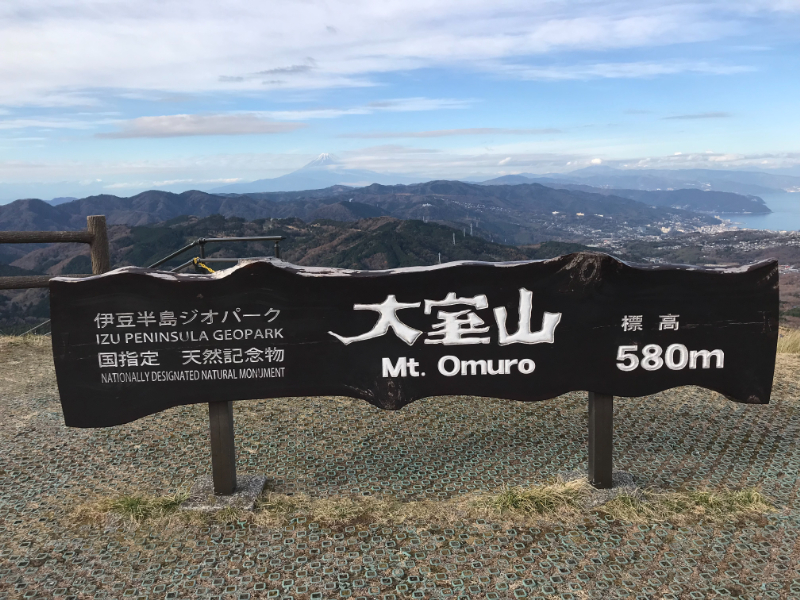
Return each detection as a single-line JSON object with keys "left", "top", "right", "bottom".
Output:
{"left": 0, "top": 274, "right": 94, "bottom": 290}
{"left": 0, "top": 215, "right": 109, "bottom": 290}
{"left": 0, "top": 221, "right": 285, "bottom": 336}
{"left": 0, "top": 231, "right": 94, "bottom": 244}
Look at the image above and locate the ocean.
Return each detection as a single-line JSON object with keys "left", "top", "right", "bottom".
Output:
{"left": 722, "top": 192, "right": 800, "bottom": 231}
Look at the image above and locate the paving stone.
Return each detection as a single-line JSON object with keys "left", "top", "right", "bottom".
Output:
{"left": 2, "top": 339, "right": 800, "bottom": 599}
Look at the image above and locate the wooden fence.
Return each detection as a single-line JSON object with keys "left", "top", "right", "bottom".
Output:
{"left": 0, "top": 215, "right": 110, "bottom": 290}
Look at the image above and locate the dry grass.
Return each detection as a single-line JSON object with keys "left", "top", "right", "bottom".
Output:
{"left": 600, "top": 488, "right": 774, "bottom": 524}
{"left": 242, "top": 478, "right": 592, "bottom": 527}
{"left": 78, "top": 481, "right": 774, "bottom": 531}
{"left": 777, "top": 327, "right": 800, "bottom": 353}
{"left": 75, "top": 491, "right": 189, "bottom": 526}
{"left": 480, "top": 477, "right": 589, "bottom": 516}
{"left": 0, "top": 333, "right": 51, "bottom": 348}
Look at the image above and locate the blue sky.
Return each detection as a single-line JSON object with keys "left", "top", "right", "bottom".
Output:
{"left": 0, "top": 0, "right": 799, "bottom": 201}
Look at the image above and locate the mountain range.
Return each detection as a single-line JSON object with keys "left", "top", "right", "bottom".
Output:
{"left": 493, "top": 183, "right": 770, "bottom": 214}
{"left": 481, "top": 166, "right": 800, "bottom": 196}
{"left": 3, "top": 153, "right": 799, "bottom": 204}
{"left": 0, "top": 180, "right": 724, "bottom": 247}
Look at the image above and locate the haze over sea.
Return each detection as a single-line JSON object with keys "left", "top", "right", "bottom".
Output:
{"left": 726, "top": 192, "right": 800, "bottom": 232}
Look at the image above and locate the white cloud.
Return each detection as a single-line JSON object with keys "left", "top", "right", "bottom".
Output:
{"left": 89, "top": 99, "right": 470, "bottom": 138}
{"left": 261, "top": 97, "right": 474, "bottom": 120}
{"left": 97, "top": 114, "right": 306, "bottom": 138}
{"left": 334, "top": 146, "right": 800, "bottom": 177}
{"left": 0, "top": 0, "right": 791, "bottom": 106}
{"left": 0, "top": 153, "right": 312, "bottom": 182}
{"left": 494, "top": 61, "right": 753, "bottom": 81}
{"left": 339, "top": 127, "right": 560, "bottom": 138}
{"left": 258, "top": 98, "right": 475, "bottom": 120}
{"left": 663, "top": 111, "right": 732, "bottom": 120}
{"left": 0, "top": 116, "right": 117, "bottom": 130}
{"left": 628, "top": 151, "right": 800, "bottom": 169}
{"left": 104, "top": 178, "right": 243, "bottom": 189}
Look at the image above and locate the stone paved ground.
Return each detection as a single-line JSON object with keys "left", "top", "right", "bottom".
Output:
{"left": 1, "top": 336, "right": 799, "bottom": 599}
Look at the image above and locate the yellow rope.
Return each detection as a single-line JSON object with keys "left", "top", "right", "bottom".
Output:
{"left": 193, "top": 257, "right": 215, "bottom": 273}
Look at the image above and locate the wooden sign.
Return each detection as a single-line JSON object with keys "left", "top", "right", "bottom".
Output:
{"left": 50, "top": 253, "right": 778, "bottom": 428}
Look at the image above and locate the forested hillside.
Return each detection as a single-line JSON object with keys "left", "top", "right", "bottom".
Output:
{"left": 0, "top": 216, "right": 594, "bottom": 331}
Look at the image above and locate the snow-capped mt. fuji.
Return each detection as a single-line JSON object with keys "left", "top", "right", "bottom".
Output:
{"left": 302, "top": 153, "right": 338, "bottom": 169}
{"left": 212, "top": 153, "right": 418, "bottom": 193}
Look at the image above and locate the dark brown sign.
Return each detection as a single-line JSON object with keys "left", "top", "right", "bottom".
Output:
{"left": 50, "top": 253, "right": 778, "bottom": 428}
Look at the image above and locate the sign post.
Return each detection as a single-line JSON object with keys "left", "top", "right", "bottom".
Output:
{"left": 49, "top": 253, "right": 778, "bottom": 494}
{"left": 588, "top": 392, "right": 614, "bottom": 489}
{"left": 208, "top": 401, "right": 237, "bottom": 494}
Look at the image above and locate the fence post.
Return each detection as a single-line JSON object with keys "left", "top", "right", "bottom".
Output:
{"left": 87, "top": 216, "right": 110, "bottom": 274}
{"left": 208, "top": 401, "right": 237, "bottom": 494}
{"left": 588, "top": 392, "right": 613, "bottom": 489}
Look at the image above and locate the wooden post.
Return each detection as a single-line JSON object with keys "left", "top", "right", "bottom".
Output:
{"left": 588, "top": 392, "right": 613, "bottom": 489}
{"left": 87, "top": 216, "right": 110, "bottom": 274}
{"left": 208, "top": 401, "right": 237, "bottom": 494}
{"left": 274, "top": 240, "right": 280, "bottom": 259}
